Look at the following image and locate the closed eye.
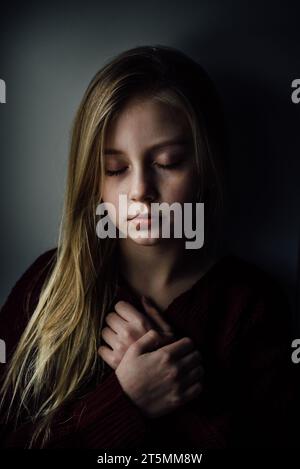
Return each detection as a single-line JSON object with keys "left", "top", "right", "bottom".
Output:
{"left": 105, "top": 168, "right": 127, "bottom": 176}
{"left": 153, "top": 161, "right": 183, "bottom": 170}
{"left": 105, "top": 161, "right": 183, "bottom": 177}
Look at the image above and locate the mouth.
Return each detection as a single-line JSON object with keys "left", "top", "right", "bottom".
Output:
{"left": 128, "top": 213, "right": 160, "bottom": 229}
{"left": 130, "top": 215, "right": 152, "bottom": 225}
{"left": 127, "top": 213, "right": 151, "bottom": 221}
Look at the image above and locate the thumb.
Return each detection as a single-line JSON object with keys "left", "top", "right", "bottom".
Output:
{"left": 141, "top": 295, "right": 174, "bottom": 337}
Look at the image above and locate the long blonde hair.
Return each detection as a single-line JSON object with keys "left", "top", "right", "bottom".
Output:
{"left": 0, "top": 45, "right": 227, "bottom": 447}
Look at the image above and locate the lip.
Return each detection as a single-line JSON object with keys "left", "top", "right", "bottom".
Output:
{"left": 128, "top": 213, "right": 151, "bottom": 221}
{"left": 131, "top": 217, "right": 153, "bottom": 229}
{"left": 129, "top": 214, "right": 160, "bottom": 228}
{"left": 134, "top": 214, "right": 152, "bottom": 220}
{"left": 131, "top": 216, "right": 152, "bottom": 225}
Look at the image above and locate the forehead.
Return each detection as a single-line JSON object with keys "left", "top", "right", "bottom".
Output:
{"left": 104, "top": 97, "right": 192, "bottom": 149}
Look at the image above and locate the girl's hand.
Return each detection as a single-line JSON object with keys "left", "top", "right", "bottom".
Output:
{"left": 114, "top": 329, "right": 204, "bottom": 419}
{"left": 98, "top": 296, "right": 175, "bottom": 370}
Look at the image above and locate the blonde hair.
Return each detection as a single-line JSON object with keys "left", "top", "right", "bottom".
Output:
{"left": 0, "top": 45, "right": 227, "bottom": 447}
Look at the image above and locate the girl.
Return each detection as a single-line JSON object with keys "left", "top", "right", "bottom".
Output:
{"left": 0, "top": 45, "right": 295, "bottom": 449}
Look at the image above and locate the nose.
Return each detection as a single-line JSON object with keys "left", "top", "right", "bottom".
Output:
{"left": 128, "top": 165, "right": 157, "bottom": 204}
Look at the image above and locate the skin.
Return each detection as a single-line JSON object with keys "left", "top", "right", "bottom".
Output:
{"left": 99, "top": 297, "right": 204, "bottom": 418}
{"left": 101, "top": 95, "right": 213, "bottom": 308}
{"left": 99, "top": 96, "right": 207, "bottom": 418}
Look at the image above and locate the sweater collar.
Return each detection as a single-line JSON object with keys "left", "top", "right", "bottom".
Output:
{"left": 113, "top": 255, "right": 229, "bottom": 320}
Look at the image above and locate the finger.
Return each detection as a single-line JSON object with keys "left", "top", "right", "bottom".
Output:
{"left": 178, "top": 349, "right": 203, "bottom": 372}
{"left": 160, "top": 336, "right": 195, "bottom": 360}
{"left": 179, "top": 366, "right": 204, "bottom": 391}
{"left": 105, "top": 311, "right": 128, "bottom": 334}
{"left": 114, "top": 300, "right": 149, "bottom": 326}
{"left": 141, "top": 296, "right": 174, "bottom": 336}
{"left": 130, "top": 329, "right": 166, "bottom": 356}
{"left": 101, "top": 326, "right": 118, "bottom": 350}
{"left": 98, "top": 345, "right": 117, "bottom": 369}
{"left": 182, "top": 381, "right": 203, "bottom": 403}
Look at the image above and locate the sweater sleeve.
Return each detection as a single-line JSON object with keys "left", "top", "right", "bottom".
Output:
{"left": 228, "top": 279, "right": 297, "bottom": 447}
{"left": 0, "top": 250, "right": 148, "bottom": 449}
{"left": 58, "top": 370, "right": 148, "bottom": 449}
{"left": 1, "top": 370, "right": 148, "bottom": 449}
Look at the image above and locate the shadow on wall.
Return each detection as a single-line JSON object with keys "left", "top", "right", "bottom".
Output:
{"left": 177, "top": 30, "right": 300, "bottom": 331}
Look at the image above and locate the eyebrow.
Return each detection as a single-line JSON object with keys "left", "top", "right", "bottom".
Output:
{"left": 104, "top": 137, "right": 192, "bottom": 156}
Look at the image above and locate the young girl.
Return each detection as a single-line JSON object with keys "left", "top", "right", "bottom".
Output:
{"left": 0, "top": 45, "right": 295, "bottom": 449}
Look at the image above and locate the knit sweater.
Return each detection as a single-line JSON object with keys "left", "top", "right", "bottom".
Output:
{"left": 0, "top": 248, "right": 297, "bottom": 448}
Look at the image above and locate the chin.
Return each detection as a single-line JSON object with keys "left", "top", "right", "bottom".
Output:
{"left": 127, "top": 227, "right": 163, "bottom": 245}
{"left": 128, "top": 236, "right": 162, "bottom": 246}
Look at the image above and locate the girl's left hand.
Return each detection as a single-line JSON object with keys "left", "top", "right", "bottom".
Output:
{"left": 98, "top": 296, "right": 175, "bottom": 370}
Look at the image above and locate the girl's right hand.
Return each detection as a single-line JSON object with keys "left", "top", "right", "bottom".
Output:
{"left": 115, "top": 329, "right": 204, "bottom": 419}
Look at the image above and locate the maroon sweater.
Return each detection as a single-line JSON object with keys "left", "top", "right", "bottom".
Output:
{"left": 0, "top": 248, "right": 297, "bottom": 448}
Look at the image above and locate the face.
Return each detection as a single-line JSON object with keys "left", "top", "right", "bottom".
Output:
{"left": 100, "top": 96, "right": 199, "bottom": 246}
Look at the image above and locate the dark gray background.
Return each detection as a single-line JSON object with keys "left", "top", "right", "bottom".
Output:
{"left": 0, "top": 0, "right": 299, "bottom": 328}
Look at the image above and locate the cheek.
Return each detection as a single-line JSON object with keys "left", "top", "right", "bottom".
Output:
{"left": 101, "top": 182, "right": 118, "bottom": 217}
{"left": 101, "top": 180, "right": 128, "bottom": 226}
{"left": 101, "top": 179, "right": 119, "bottom": 203}
{"left": 163, "top": 171, "right": 198, "bottom": 203}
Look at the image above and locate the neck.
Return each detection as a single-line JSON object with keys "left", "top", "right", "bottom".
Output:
{"left": 118, "top": 237, "right": 212, "bottom": 290}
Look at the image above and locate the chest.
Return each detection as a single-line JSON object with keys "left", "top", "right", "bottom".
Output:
{"left": 140, "top": 274, "right": 204, "bottom": 313}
